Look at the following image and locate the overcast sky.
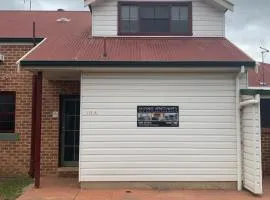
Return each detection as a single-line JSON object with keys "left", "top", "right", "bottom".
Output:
{"left": 1, "top": 0, "right": 269, "bottom": 63}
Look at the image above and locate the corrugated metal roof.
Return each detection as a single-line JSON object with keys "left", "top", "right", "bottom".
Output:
{"left": 249, "top": 63, "right": 270, "bottom": 87}
{"left": 0, "top": 11, "right": 254, "bottom": 63}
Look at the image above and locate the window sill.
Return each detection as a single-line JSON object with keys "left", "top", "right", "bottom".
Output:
{"left": 0, "top": 133, "right": 20, "bottom": 141}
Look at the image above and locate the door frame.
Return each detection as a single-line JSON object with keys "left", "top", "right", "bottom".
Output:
{"left": 59, "top": 95, "right": 80, "bottom": 167}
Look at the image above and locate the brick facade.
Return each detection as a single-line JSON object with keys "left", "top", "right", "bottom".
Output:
{"left": 262, "top": 128, "right": 270, "bottom": 176}
{"left": 0, "top": 44, "right": 33, "bottom": 177}
{"left": 0, "top": 44, "right": 80, "bottom": 177}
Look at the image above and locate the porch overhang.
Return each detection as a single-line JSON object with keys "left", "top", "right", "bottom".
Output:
{"left": 20, "top": 60, "right": 256, "bottom": 69}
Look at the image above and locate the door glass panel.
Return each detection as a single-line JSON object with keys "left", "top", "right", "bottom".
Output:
{"left": 62, "top": 97, "right": 80, "bottom": 166}
{"left": 64, "top": 147, "right": 74, "bottom": 161}
{"left": 64, "top": 131, "right": 75, "bottom": 146}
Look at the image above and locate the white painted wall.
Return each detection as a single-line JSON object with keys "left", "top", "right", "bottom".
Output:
{"left": 241, "top": 95, "right": 262, "bottom": 194}
{"left": 80, "top": 72, "right": 237, "bottom": 182}
{"left": 92, "top": 0, "right": 225, "bottom": 37}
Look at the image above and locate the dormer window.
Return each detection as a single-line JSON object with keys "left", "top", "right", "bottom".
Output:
{"left": 118, "top": 2, "right": 192, "bottom": 36}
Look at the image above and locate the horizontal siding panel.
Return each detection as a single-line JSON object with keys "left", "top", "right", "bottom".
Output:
{"left": 80, "top": 155, "right": 236, "bottom": 162}
{"left": 81, "top": 148, "right": 236, "bottom": 155}
{"left": 81, "top": 122, "right": 236, "bottom": 129}
{"left": 80, "top": 142, "right": 236, "bottom": 149}
{"left": 80, "top": 175, "right": 237, "bottom": 182}
{"left": 80, "top": 135, "right": 236, "bottom": 142}
{"left": 81, "top": 109, "right": 234, "bottom": 117}
{"left": 81, "top": 103, "right": 235, "bottom": 110}
{"left": 80, "top": 91, "right": 235, "bottom": 97}
{"left": 81, "top": 168, "right": 236, "bottom": 175}
{"left": 81, "top": 128, "right": 236, "bottom": 135}
{"left": 80, "top": 73, "right": 237, "bottom": 182}
{"left": 82, "top": 115, "right": 235, "bottom": 123}
{"left": 82, "top": 96, "right": 235, "bottom": 103}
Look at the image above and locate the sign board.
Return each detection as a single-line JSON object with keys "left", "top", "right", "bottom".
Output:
{"left": 137, "top": 106, "right": 179, "bottom": 127}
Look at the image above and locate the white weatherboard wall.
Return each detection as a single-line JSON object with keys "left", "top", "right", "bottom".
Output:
{"left": 80, "top": 72, "right": 237, "bottom": 182}
{"left": 92, "top": 0, "right": 225, "bottom": 37}
{"left": 241, "top": 95, "right": 262, "bottom": 195}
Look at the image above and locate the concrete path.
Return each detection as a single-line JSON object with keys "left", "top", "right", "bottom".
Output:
{"left": 18, "top": 177, "right": 269, "bottom": 200}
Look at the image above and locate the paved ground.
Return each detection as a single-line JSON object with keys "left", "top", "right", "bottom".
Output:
{"left": 18, "top": 177, "right": 269, "bottom": 200}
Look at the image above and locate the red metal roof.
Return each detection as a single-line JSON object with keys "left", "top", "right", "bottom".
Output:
{"left": 0, "top": 11, "right": 254, "bottom": 63}
{"left": 248, "top": 63, "right": 270, "bottom": 87}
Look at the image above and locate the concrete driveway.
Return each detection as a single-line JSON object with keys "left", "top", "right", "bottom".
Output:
{"left": 18, "top": 177, "right": 268, "bottom": 200}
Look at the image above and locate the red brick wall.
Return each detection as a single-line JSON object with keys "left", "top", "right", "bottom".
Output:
{"left": 0, "top": 44, "right": 80, "bottom": 177}
{"left": 0, "top": 44, "right": 33, "bottom": 176}
{"left": 262, "top": 128, "right": 270, "bottom": 176}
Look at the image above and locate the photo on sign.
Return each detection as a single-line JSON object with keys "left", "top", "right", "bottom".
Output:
{"left": 137, "top": 106, "right": 179, "bottom": 127}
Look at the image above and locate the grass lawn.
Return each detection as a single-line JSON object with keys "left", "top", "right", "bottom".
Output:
{"left": 0, "top": 177, "right": 33, "bottom": 200}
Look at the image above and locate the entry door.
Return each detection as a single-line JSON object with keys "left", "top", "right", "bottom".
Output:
{"left": 61, "top": 95, "right": 80, "bottom": 167}
{"left": 241, "top": 98, "right": 263, "bottom": 195}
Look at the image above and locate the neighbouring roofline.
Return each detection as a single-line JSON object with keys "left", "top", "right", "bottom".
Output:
{"left": 84, "top": 0, "right": 234, "bottom": 12}
{"left": 20, "top": 60, "right": 256, "bottom": 68}
{"left": 0, "top": 37, "right": 44, "bottom": 43}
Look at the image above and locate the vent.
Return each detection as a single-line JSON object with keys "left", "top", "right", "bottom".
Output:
{"left": 0, "top": 54, "right": 4, "bottom": 62}
{"left": 56, "top": 17, "right": 71, "bottom": 22}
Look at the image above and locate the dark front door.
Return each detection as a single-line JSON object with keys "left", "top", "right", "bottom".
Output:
{"left": 61, "top": 95, "right": 80, "bottom": 167}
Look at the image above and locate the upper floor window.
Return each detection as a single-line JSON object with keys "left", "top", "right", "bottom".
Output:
{"left": 118, "top": 2, "right": 192, "bottom": 36}
{"left": 0, "top": 92, "right": 15, "bottom": 133}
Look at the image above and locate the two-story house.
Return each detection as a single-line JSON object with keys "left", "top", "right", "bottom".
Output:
{"left": 0, "top": 0, "right": 264, "bottom": 195}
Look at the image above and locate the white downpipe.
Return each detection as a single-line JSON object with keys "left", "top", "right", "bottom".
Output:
{"left": 240, "top": 95, "right": 260, "bottom": 108}
{"left": 236, "top": 65, "right": 245, "bottom": 191}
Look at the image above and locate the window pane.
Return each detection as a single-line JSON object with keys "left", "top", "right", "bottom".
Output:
{"left": 180, "top": 6, "right": 189, "bottom": 20}
{"left": 171, "top": 6, "right": 180, "bottom": 20}
{"left": 0, "top": 93, "right": 15, "bottom": 132}
{"left": 141, "top": 6, "right": 154, "bottom": 19}
{"left": 171, "top": 20, "right": 189, "bottom": 33}
{"left": 0, "top": 121, "right": 14, "bottom": 132}
{"left": 141, "top": 19, "right": 155, "bottom": 32}
{"left": 121, "top": 6, "right": 130, "bottom": 19}
{"left": 154, "top": 20, "right": 170, "bottom": 32}
{"left": 130, "top": 20, "right": 139, "bottom": 32}
{"left": 0, "top": 94, "right": 14, "bottom": 104}
{"left": 130, "top": 6, "right": 138, "bottom": 20}
{"left": 155, "top": 6, "right": 169, "bottom": 19}
{"left": 121, "top": 20, "right": 130, "bottom": 32}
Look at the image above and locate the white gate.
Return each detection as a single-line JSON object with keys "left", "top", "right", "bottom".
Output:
{"left": 241, "top": 95, "right": 263, "bottom": 195}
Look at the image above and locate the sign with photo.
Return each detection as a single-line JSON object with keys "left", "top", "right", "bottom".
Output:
{"left": 137, "top": 106, "right": 179, "bottom": 127}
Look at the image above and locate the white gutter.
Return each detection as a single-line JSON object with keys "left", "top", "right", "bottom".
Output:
{"left": 240, "top": 95, "right": 260, "bottom": 108}
{"left": 16, "top": 38, "right": 47, "bottom": 72}
{"left": 235, "top": 65, "right": 245, "bottom": 191}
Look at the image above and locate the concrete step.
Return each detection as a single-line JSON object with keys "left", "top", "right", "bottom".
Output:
{"left": 57, "top": 167, "right": 78, "bottom": 178}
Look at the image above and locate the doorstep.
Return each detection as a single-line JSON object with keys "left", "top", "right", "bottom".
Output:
{"left": 57, "top": 167, "right": 78, "bottom": 178}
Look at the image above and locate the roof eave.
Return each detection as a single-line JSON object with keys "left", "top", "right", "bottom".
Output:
{"left": 20, "top": 60, "right": 256, "bottom": 68}
{"left": 204, "top": 0, "right": 234, "bottom": 12}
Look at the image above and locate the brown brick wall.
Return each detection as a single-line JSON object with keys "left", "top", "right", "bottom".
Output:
{"left": 262, "top": 128, "right": 270, "bottom": 176}
{"left": 0, "top": 44, "right": 80, "bottom": 177}
{"left": 41, "top": 80, "right": 80, "bottom": 176}
{"left": 0, "top": 44, "right": 33, "bottom": 177}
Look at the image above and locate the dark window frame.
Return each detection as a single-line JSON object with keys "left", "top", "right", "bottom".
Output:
{"left": 118, "top": 1, "right": 193, "bottom": 36}
{"left": 0, "top": 91, "right": 16, "bottom": 133}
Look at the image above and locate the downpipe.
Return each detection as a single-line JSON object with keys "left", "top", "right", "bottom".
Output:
{"left": 236, "top": 65, "right": 245, "bottom": 191}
